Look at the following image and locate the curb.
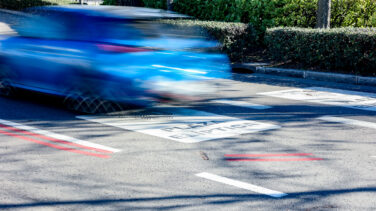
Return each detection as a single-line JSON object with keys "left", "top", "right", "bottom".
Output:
{"left": 233, "top": 63, "right": 376, "bottom": 87}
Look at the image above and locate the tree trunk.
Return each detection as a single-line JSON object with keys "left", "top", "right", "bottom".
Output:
{"left": 167, "top": 0, "right": 173, "bottom": 11}
{"left": 316, "top": 0, "right": 331, "bottom": 28}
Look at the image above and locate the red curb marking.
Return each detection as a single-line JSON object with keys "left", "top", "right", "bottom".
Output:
{"left": 0, "top": 129, "right": 109, "bottom": 158}
{"left": 0, "top": 124, "right": 112, "bottom": 154}
{"left": 226, "top": 158, "right": 324, "bottom": 162}
{"left": 224, "top": 153, "right": 313, "bottom": 157}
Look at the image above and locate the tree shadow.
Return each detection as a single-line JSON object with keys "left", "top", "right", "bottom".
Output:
{"left": 0, "top": 187, "right": 375, "bottom": 209}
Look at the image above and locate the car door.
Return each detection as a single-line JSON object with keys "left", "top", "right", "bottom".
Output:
{"left": 6, "top": 13, "right": 93, "bottom": 94}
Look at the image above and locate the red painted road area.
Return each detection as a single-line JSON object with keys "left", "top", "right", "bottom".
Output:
{"left": 0, "top": 124, "right": 111, "bottom": 158}
{"left": 225, "top": 153, "right": 323, "bottom": 162}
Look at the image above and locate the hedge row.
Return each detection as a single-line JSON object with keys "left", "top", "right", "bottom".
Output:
{"left": 172, "top": 0, "right": 376, "bottom": 34}
{"left": 159, "top": 19, "right": 258, "bottom": 62}
{"left": 265, "top": 27, "right": 376, "bottom": 76}
{"left": 0, "top": 0, "right": 73, "bottom": 10}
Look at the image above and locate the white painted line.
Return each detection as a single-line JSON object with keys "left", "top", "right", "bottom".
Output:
{"left": 317, "top": 116, "right": 376, "bottom": 129}
{"left": 212, "top": 99, "right": 271, "bottom": 110}
{"left": 195, "top": 172, "right": 287, "bottom": 198}
{"left": 0, "top": 119, "right": 121, "bottom": 153}
{"left": 78, "top": 108, "right": 280, "bottom": 143}
{"left": 371, "top": 156, "right": 376, "bottom": 158}
{"left": 259, "top": 87, "right": 376, "bottom": 112}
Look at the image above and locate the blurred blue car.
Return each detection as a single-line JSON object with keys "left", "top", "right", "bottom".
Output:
{"left": 0, "top": 6, "right": 231, "bottom": 113}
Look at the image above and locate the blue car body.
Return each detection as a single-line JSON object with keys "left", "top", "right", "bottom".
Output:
{"left": 0, "top": 6, "right": 231, "bottom": 111}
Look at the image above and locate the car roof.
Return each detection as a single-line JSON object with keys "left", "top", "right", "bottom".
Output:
{"left": 25, "top": 5, "right": 189, "bottom": 20}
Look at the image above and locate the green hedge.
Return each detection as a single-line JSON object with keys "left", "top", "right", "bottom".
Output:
{"left": 265, "top": 27, "right": 376, "bottom": 76}
{"left": 159, "top": 19, "right": 258, "bottom": 62}
{"left": 142, "top": 0, "right": 165, "bottom": 9}
{"left": 172, "top": 0, "right": 376, "bottom": 35}
{"left": 0, "top": 0, "right": 73, "bottom": 10}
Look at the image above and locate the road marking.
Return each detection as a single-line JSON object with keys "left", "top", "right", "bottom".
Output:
{"left": 225, "top": 158, "right": 323, "bottom": 162}
{"left": 0, "top": 129, "right": 109, "bottom": 158}
{"left": 317, "top": 116, "right": 376, "bottom": 129}
{"left": 195, "top": 172, "right": 287, "bottom": 198}
{"left": 78, "top": 108, "right": 280, "bottom": 143}
{"left": 225, "top": 153, "right": 313, "bottom": 157}
{"left": 0, "top": 119, "right": 121, "bottom": 153}
{"left": 224, "top": 153, "right": 322, "bottom": 162}
{"left": 371, "top": 156, "right": 376, "bottom": 158}
{"left": 0, "top": 124, "right": 112, "bottom": 154}
{"left": 259, "top": 87, "right": 376, "bottom": 112}
{"left": 211, "top": 99, "right": 271, "bottom": 110}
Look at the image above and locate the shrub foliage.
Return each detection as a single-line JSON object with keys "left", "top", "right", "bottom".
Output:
{"left": 142, "top": 0, "right": 165, "bottom": 9}
{"left": 0, "top": 0, "right": 74, "bottom": 10}
{"left": 160, "top": 19, "right": 258, "bottom": 61}
{"left": 173, "top": 0, "right": 376, "bottom": 33}
{"left": 265, "top": 27, "right": 376, "bottom": 76}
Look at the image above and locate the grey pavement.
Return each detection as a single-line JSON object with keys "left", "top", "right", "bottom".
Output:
{"left": 0, "top": 72, "right": 375, "bottom": 210}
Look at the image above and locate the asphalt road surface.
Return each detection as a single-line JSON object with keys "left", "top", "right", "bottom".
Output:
{"left": 0, "top": 73, "right": 375, "bottom": 211}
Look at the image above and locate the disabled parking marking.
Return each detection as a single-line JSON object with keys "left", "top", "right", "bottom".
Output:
{"left": 0, "top": 119, "right": 121, "bottom": 153}
{"left": 211, "top": 99, "right": 272, "bottom": 110}
{"left": 259, "top": 87, "right": 376, "bottom": 112}
{"left": 318, "top": 116, "right": 376, "bottom": 129}
{"left": 77, "top": 108, "right": 280, "bottom": 143}
{"left": 224, "top": 153, "right": 323, "bottom": 162}
{"left": 196, "top": 172, "right": 287, "bottom": 198}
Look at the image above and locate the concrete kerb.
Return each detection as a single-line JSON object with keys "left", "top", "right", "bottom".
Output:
{"left": 233, "top": 63, "right": 376, "bottom": 87}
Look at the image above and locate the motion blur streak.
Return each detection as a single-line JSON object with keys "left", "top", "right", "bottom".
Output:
{"left": 0, "top": 6, "right": 231, "bottom": 113}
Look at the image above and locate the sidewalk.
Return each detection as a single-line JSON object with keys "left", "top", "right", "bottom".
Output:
{"left": 233, "top": 63, "right": 376, "bottom": 87}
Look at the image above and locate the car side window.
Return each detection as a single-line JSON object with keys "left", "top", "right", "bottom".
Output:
{"left": 14, "top": 15, "right": 66, "bottom": 40}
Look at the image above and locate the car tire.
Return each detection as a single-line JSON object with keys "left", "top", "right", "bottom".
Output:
{"left": 63, "top": 89, "right": 124, "bottom": 114}
{"left": 0, "top": 64, "right": 15, "bottom": 97}
{"left": 0, "top": 79, "right": 14, "bottom": 97}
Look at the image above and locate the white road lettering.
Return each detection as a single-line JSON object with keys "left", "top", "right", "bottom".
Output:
{"left": 77, "top": 108, "right": 280, "bottom": 143}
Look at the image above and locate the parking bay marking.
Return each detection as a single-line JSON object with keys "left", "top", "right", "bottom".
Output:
{"left": 0, "top": 119, "right": 121, "bottom": 153}
{"left": 195, "top": 172, "right": 287, "bottom": 198}
{"left": 77, "top": 108, "right": 280, "bottom": 143}
{"left": 259, "top": 87, "right": 376, "bottom": 112}
{"left": 0, "top": 128, "right": 110, "bottom": 158}
{"left": 211, "top": 99, "right": 271, "bottom": 110}
{"left": 317, "top": 116, "right": 376, "bottom": 129}
{"left": 224, "top": 153, "right": 323, "bottom": 162}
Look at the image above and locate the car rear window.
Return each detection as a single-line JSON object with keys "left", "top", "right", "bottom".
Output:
{"left": 97, "top": 20, "right": 209, "bottom": 40}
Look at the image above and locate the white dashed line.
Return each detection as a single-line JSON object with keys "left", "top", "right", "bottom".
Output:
{"left": 0, "top": 119, "right": 121, "bottom": 153}
{"left": 212, "top": 99, "right": 272, "bottom": 110}
{"left": 195, "top": 172, "right": 287, "bottom": 198}
{"left": 317, "top": 116, "right": 376, "bottom": 129}
{"left": 259, "top": 87, "right": 376, "bottom": 112}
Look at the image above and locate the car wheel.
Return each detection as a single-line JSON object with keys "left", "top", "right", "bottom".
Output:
{"left": 0, "top": 64, "right": 15, "bottom": 97}
{"left": 0, "top": 79, "right": 14, "bottom": 97}
{"left": 63, "top": 90, "right": 124, "bottom": 114}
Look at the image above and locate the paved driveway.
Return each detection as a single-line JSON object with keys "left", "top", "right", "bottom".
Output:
{"left": 0, "top": 73, "right": 375, "bottom": 210}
